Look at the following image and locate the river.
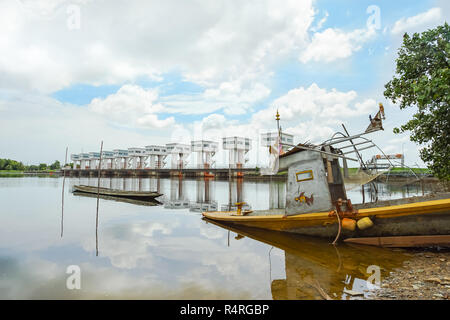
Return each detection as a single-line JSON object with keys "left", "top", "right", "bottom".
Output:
{"left": 0, "top": 176, "right": 433, "bottom": 299}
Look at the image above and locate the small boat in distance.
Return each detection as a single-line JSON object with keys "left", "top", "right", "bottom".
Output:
{"left": 72, "top": 185, "right": 163, "bottom": 200}
{"left": 73, "top": 190, "right": 161, "bottom": 206}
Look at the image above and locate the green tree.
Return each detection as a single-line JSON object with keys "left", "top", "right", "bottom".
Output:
{"left": 384, "top": 23, "right": 450, "bottom": 180}
{"left": 0, "top": 159, "right": 6, "bottom": 170}
{"left": 0, "top": 159, "right": 24, "bottom": 171}
{"left": 49, "top": 160, "right": 61, "bottom": 170}
{"left": 39, "top": 163, "right": 48, "bottom": 171}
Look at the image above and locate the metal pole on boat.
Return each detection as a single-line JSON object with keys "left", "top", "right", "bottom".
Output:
{"left": 96, "top": 141, "right": 103, "bottom": 257}
{"left": 342, "top": 124, "right": 378, "bottom": 194}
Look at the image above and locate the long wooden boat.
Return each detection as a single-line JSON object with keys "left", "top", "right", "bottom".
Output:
{"left": 344, "top": 234, "right": 450, "bottom": 247}
{"left": 72, "top": 185, "right": 162, "bottom": 200}
{"left": 203, "top": 193, "right": 450, "bottom": 240}
{"left": 203, "top": 106, "right": 450, "bottom": 242}
{"left": 73, "top": 190, "right": 161, "bottom": 206}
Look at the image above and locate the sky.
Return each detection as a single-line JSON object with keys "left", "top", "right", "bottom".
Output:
{"left": 0, "top": 0, "right": 448, "bottom": 168}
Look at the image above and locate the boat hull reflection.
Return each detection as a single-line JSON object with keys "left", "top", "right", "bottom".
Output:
{"left": 203, "top": 218, "right": 409, "bottom": 300}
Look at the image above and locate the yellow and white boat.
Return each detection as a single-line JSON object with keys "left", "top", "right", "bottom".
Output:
{"left": 203, "top": 106, "right": 450, "bottom": 243}
{"left": 202, "top": 194, "right": 450, "bottom": 240}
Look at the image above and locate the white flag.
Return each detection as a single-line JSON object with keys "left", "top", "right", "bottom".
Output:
{"left": 268, "top": 136, "right": 281, "bottom": 175}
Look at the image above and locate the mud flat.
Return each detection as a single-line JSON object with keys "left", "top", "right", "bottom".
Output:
{"left": 368, "top": 250, "right": 450, "bottom": 300}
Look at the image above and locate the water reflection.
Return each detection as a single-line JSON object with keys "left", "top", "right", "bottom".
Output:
{"left": 69, "top": 175, "right": 434, "bottom": 213}
{"left": 164, "top": 177, "right": 190, "bottom": 209}
{"left": 190, "top": 178, "right": 218, "bottom": 212}
{"left": 204, "top": 219, "right": 409, "bottom": 300}
{"left": 269, "top": 181, "right": 286, "bottom": 209}
{"left": 220, "top": 178, "right": 252, "bottom": 212}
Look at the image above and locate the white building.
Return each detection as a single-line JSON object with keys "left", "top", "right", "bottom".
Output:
{"left": 222, "top": 136, "right": 252, "bottom": 168}
{"left": 100, "top": 151, "right": 115, "bottom": 169}
{"left": 191, "top": 140, "right": 218, "bottom": 169}
{"left": 127, "top": 147, "right": 146, "bottom": 169}
{"left": 261, "top": 132, "right": 294, "bottom": 152}
{"left": 70, "top": 154, "right": 80, "bottom": 169}
{"left": 88, "top": 152, "right": 101, "bottom": 169}
{"left": 145, "top": 145, "right": 167, "bottom": 169}
{"left": 113, "top": 149, "right": 128, "bottom": 169}
{"left": 166, "top": 143, "right": 191, "bottom": 170}
{"left": 79, "top": 153, "right": 90, "bottom": 169}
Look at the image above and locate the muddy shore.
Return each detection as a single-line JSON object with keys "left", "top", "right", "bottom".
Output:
{"left": 367, "top": 249, "right": 450, "bottom": 300}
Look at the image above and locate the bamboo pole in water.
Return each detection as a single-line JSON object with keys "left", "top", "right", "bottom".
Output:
{"left": 96, "top": 141, "right": 103, "bottom": 256}
{"left": 61, "top": 146, "right": 68, "bottom": 238}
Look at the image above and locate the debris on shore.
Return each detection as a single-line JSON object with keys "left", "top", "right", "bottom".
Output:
{"left": 368, "top": 250, "right": 450, "bottom": 300}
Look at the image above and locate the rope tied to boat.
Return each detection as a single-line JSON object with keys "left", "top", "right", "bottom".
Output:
{"left": 328, "top": 198, "right": 359, "bottom": 245}
{"left": 330, "top": 210, "right": 342, "bottom": 245}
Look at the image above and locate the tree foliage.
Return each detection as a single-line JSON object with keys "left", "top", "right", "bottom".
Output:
{"left": 49, "top": 160, "right": 61, "bottom": 170}
{"left": 0, "top": 158, "right": 65, "bottom": 171}
{"left": 0, "top": 159, "right": 25, "bottom": 171}
{"left": 384, "top": 23, "right": 450, "bottom": 180}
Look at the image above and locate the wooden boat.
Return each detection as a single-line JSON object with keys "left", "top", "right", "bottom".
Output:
{"left": 73, "top": 190, "right": 161, "bottom": 206}
{"left": 344, "top": 234, "right": 450, "bottom": 247}
{"left": 203, "top": 106, "right": 450, "bottom": 242}
{"left": 72, "top": 185, "right": 162, "bottom": 200}
{"left": 203, "top": 193, "right": 450, "bottom": 240}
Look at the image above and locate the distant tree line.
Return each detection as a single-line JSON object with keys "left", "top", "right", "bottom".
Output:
{"left": 0, "top": 158, "right": 64, "bottom": 171}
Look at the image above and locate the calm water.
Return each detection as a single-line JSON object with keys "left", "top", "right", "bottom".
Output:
{"left": 0, "top": 176, "right": 430, "bottom": 299}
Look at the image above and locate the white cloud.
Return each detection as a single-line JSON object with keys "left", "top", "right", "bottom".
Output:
{"left": 252, "top": 83, "right": 374, "bottom": 126}
{"left": 162, "top": 78, "right": 271, "bottom": 116}
{"left": 201, "top": 114, "right": 228, "bottom": 131}
{"left": 299, "top": 27, "right": 376, "bottom": 63}
{"left": 136, "top": 114, "right": 175, "bottom": 129}
{"left": 0, "top": 1, "right": 428, "bottom": 167}
{"left": 88, "top": 84, "right": 174, "bottom": 129}
{"left": 190, "top": 84, "right": 384, "bottom": 159}
{"left": 391, "top": 7, "right": 443, "bottom": 35}
{"left": 239, "top": 84, "right": 383, "bottom": 151}
{"left": 0, "top": 0, "right": 315, "bottom": 94}
{"left": 0, "top": 91, "right": 170, "bottom": 163}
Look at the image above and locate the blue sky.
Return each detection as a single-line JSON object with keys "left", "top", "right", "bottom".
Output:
{"left": 50, "top": 0, "right": 437, "bottom": 119}
{"left": 0, "top": 0, "right": 447, "bottom": 166}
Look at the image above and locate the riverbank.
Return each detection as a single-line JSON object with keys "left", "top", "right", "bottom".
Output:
{"left": 0, "top": 170, "right": 62, "bottom": 177}
{"left": 368, "top": 249, "right": 450, "bottom": 300}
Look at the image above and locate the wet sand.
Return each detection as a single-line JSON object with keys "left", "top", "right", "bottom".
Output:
{"left": 368, "top": 249, "right": 450, "bottom": 300}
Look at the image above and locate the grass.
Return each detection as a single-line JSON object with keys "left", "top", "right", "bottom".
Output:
{"left": 0, "top": 170, "right": 24, "bottom": 177}
{"left": 388, "top": 167, "right": 431, "bottom": 174}
{"left": 0, "top": 169, "right": 61, "bottom": 177}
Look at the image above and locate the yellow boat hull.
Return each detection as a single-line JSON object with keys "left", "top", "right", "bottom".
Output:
{"left": 202, "top": 198, "right": 450, "bottom": 239}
